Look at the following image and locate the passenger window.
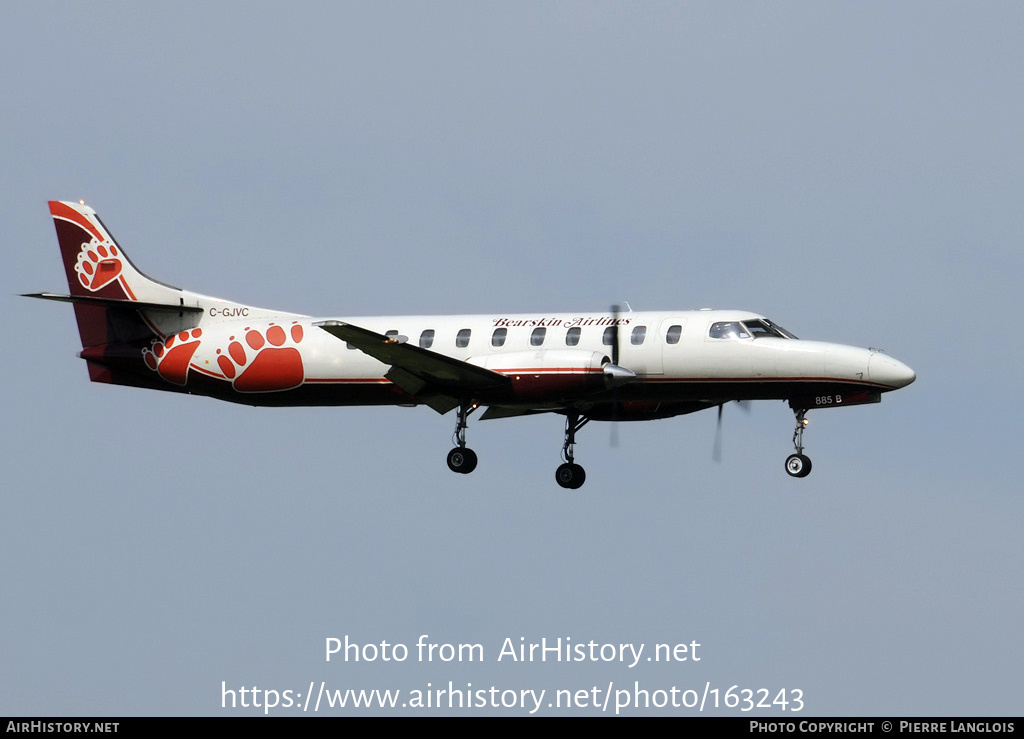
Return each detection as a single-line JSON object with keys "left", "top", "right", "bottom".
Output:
{"left": 419, "top": 329, "right": 435, "bottom": 349}
{"left": 666, "top": 325, "right": 682, "bottom": 344}
{"left": 530, "top": 327, "right": 546, "bottom": 346}
{"left": 565, "top": 327, "right": 581, "bottom": 346}
{"left": 631, "top": 326, "right": 647, "bottom": 345}
{"left": 456, "top": 328, "right": 471, "bottom": 348}
{"left": 491, "top": 328, "right": 507, "bottom": 348}
{"left": 602, "top": 326, "right": 616, "bottom": 346}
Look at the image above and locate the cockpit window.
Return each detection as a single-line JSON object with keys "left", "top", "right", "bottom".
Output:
{"left": 709, "top": 322, "right": 750, "bottom": 339}
{"left": 743, "top": 320, "right": 774, "bottom": 338}
{"left": 763, "top": 318, "right": 797, "bottom": 339}
{"left": 740, "top": 319, "right": 798, "bottom": 339}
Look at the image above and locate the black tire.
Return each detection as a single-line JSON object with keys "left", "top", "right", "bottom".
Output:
{"left": 785, "top": 453, "right": 812, "bottom": 478}
{"left": 555, "top": 462, "right": 586, "bottom": 489}
{"left": 447, "top": 447, "right": 478, "bottom": 474}
{"left": 569, "top": 463, "right": 586, "bottom": 489}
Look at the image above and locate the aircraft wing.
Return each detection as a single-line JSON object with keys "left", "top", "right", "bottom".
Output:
{"left": 315, "top": 320, "right": 511, "bottom": 413}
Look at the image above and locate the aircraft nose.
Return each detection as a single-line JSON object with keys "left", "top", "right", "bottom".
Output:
{"left": 868, "top": 352, "right": 916, "bottom": 389}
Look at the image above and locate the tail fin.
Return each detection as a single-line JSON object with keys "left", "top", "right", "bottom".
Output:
{"left": 49, "top": 200, "right": 182, "bottom": 305}
{"left": 33, "top": 200, "right": 295, "bottom": 390}
{"left": 33, "top": 201, "right": 202, "bottom": 388}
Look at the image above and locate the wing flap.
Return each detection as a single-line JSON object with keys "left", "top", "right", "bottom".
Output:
{"left": 384, "top": 366, "right": 461, "bottom": 414}
{"left": 479, "top": 405, "right": 548, "bottom": 420}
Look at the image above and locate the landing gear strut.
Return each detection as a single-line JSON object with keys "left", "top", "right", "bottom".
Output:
{"left": 446, "top": 401, "right": 478, "bottom": 474}
{"left": 785, "top": 407, "right": 812, "bottom": 478}
{"left": 556, "top": 411, "right": 588, "bottom": 489}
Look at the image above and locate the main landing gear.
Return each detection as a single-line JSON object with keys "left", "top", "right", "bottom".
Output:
{"left": 785, "top": 407, "right": 812, "bottom": 478}
{"left": 446, "top": 401, "right": 478, "bottom": 474}
{"left": 555, "top": 411, "right": 589, "bottom": 490}
{"left": 443, "top": 404, "right": 590, "bottom": 489}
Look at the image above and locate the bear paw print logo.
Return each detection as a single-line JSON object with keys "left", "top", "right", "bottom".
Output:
{"left": 216, "top": 323, "right": 305, "bottom": 392}
{"left": 75, "top": 238, "right": 123, "bottom": 291}
{"left": 142, "top": 329, "right": 203, "bottom": 386}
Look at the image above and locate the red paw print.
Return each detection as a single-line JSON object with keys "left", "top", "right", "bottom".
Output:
{"left": 216, "top": 323, "right": 305, "bottom": 392}
{"left": 75, "top": 238, "right": 123, "bottom": 291}
{"left": 142, "top": 328, "right": 203, "bottom": 386}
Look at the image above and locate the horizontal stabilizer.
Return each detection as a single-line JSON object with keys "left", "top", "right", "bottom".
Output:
{"left": 23, "top": 292, "right": 204, "bottom": 314}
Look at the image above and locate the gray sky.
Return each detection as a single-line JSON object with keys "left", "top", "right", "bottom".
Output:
{"left": 4, "top": 1, "right": 1021, "bottom": 716}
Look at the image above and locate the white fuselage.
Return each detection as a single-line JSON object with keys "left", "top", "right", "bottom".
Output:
{"left": 167, "top": 299, "right": 914, "bottom": 404}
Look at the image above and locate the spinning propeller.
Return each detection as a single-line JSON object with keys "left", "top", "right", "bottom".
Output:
{"left": 712, "top": 400, "right": 751, "bottom": 462}
{"left": 603, "top": 303, "right": 636, "bottom": 447}
{"left": 602, "top": 303, "right": 635, "bottom": 388}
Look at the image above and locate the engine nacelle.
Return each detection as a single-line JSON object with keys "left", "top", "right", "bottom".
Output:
{"left": 468, "top": 350, "right": 609, "bottom": 401}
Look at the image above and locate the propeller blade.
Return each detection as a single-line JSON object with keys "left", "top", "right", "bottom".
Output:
{"left": 712, "top": 403, "right": 724, "bottom": 463}
{"left": 610, "top": 303, "right": 621, "bottom": 367}
{"left": 608, "top": 304, "right": 623, "bottom": 445}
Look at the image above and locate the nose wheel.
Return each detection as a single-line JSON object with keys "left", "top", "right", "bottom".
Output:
{"left": 785, "top": 452, "right": 812, "bottom": 478}
{"left": 785, "top": 407, "right": 812, "bottom": 478}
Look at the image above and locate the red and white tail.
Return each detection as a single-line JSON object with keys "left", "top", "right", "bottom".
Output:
{"left": 38, "top": 201, "right": 198, "bottom": 388}
{"left": 34, "top": 200, "right": 297, "bottom": 390}
{"left": 49, "top": 200, "right": 182, "bottom": 305}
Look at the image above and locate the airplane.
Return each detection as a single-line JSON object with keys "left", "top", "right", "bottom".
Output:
{"left": 27, "top": 200, "right": 915, "bottom": 488}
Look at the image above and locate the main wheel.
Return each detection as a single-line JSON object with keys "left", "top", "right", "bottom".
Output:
{"left": 447, "top": 447, "right": 478, "bottom": 474}
{"left": 555, "top": 462, "right": 586, "bottom": 489}
{"left": 785, "top": 453, "right": 812, "bottom": 478}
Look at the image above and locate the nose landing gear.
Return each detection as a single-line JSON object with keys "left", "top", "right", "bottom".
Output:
{"left": 785, "top": 407, "right": 812, "bottom": 478}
